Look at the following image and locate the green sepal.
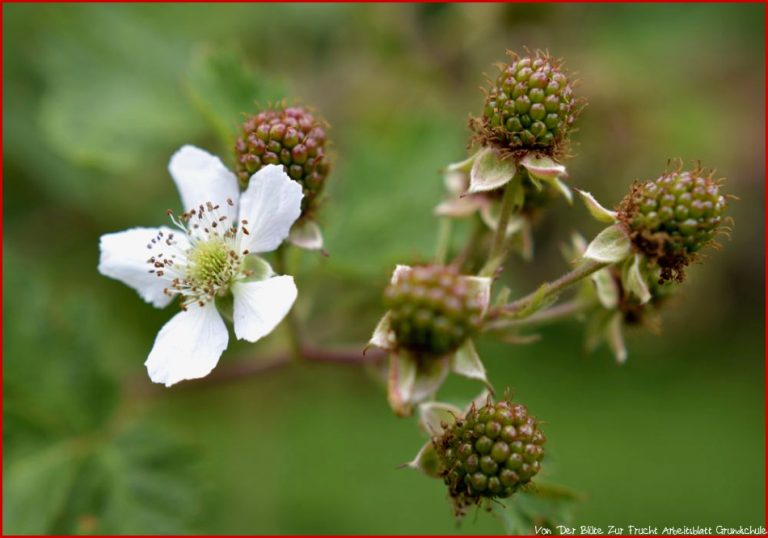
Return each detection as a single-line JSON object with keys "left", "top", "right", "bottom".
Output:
{"left": 241, "top": 255, "right": 274, "bottom": 282}
{"left": 214, "top": 292, "right": 234, "bottom": 322}
{"left": 583, "top": 224, "right": 632, "bottom": 264}
{"left": 623, "top": 254, "right": 651, "bottom": 304}
{"left": 468, "top": 147, "right": 518, "bottom": 194}
{"left": 450, "top": 339, "right": 494, "bottom": 394}
{"left": 402, "top": 441, "right": 443, "bottom": 478}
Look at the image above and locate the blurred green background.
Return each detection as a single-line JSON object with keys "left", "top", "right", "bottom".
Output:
{"left": 3, "top": 3, "right": 765, "bottom": 534}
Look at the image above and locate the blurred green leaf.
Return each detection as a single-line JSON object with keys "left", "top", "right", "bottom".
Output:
{"left": 80, "top": 427, "right": 202, "bottom": 534}
{"left": 4, "top": 426, "right": 203, "bottom": 535}
{"left": 3, "top": 250, "right": 118, "bottom": 448}
{"left": 36, "top": 8, "right": 200, "bottom": 174}
{"left": 3, "top": 440, "right": 85, "bottom": 534}
{"left": 185, "top": 45, "right": 286, "bottom": 147}
{"left": 40, "top": 74, "right": 197, "bottom": 174}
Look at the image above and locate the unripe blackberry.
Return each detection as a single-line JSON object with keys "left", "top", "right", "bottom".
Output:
{"left": 618, "top": 167, "right": 727, "bottom": 282}
{"left": 384, "top": 265, "right": 483, "bottom": 357}
{"left": 473, "top": 50, "right": 582, "bottom": 159}
{"left": 436, "top": 395, "right": 545, "bottom": 514}
{"left": 235, "top": 105, "right": 330, "bottom": 218}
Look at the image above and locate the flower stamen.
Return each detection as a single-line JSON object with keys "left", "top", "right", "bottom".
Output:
{"left": 147, "top": 202, "right": 253, "bottom": 309}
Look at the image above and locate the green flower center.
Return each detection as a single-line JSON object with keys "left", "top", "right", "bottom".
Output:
{"left": 187, "top": 238, "right": 233, "bottom": 289}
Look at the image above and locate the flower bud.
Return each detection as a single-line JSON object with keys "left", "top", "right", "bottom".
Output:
{"left": 473, "top": 50, "right": 583, "bottom": 160}
{"left": 235, "top": 104, "right": 331, "bottom": 219}
{"left": 383, "top": 265, "right": 483, "bottom": 357}
{"left": 435, "top": 393, "right": 545, "bottom": 515}
{"left": 618, "top": 166, "right": 728, "bottom": 283}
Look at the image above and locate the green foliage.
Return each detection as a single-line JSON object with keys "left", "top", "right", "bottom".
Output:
{"left": 35, "top": 9, "right": 198, "bottom": 174}
{"left": 4, "top": 427, "right": 202, "bottom": 534}
{"left": 186, "top": 46, "right": 286, "bottom": 147}
{"left": 3, "top": 251, "right": 118, "bottom": 446}
{"left": 3, "top": 251, "right": 202, "bottom": 534}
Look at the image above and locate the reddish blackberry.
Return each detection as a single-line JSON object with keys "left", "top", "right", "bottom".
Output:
{"left": 235, "top": 105, "right": 330, "bottom": 219}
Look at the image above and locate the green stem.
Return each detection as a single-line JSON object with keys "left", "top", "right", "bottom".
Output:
{"left": 451, "top": 215, "right": 485, "bottom": 273}
{"left": 484, "top": 299, "right": 589, "bottom": 332}
{"left": 275, "top": 244, "right": 303, "bottom": 360}
{"left": 434, "top": 217, "right": 452, "bottom": 265}
{"left": 496, "top": 258, "right": 609, "bottom": 319}
{"left": 479, "top": 169, "right": 525, "bottom": 277}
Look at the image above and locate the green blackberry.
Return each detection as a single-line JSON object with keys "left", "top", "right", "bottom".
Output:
{"left": 619, "top": 166, "right": 728, "bottom": 282}
{"left": 235, "top": 105, "right": 330, "bottom": 219}
{"left": 436, "top": 395, "right": 545, "bottom": 515}
{"left": 473, "top": 50, "right": 582, "bottom": 159}
{"left": 383, "top": 265, "right": 483, "bottom": 357}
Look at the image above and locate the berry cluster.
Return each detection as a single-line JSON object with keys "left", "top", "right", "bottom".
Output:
{"left": 435, "top": 396, "right": 545, "bottom": 514}
{"left": 474, "top": 50, "right": 581, "bottom": 159}
{"left": 619, "top": 168, "right": 727, "bottom": 282}
{"left": 235, "top": 105, "right": 330, "bottom": 218}
{"left": 383, "top": 265, "right": 483, "bottom": 357}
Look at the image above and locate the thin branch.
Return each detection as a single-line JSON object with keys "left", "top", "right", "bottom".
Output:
{"left": 275, "top": 244, "right": 304, "bottom": 359}
{"left": 451, "top": 215, "right": 485, "bottom": 272}
{"left": 434, "top": 217, "right": 453, "bottom": 265}
{"left": 493, "top": 258, "right": 608, "bottom": 319}
{"left": 480, "top": 168, "right": 525, "bottom": 277}
{"left": 484, "top": 299, "right": 588, "bottom": 332}
{"left": 126, "top": 344, "right": 387, "bottom": 395}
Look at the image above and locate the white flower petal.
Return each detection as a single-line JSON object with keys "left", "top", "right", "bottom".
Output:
{"left": 145, "top": 302, "right": 228, "bottom": 387}
{"left": 168, "top": 145, "right": 240, "bottom": 219}
{"left": 231, "top": 275, "right": 298, "bottom": 342}
{"left": 98, "top": 227, "right": 188, "bottom": 308}
{"left": 237, "top": 165, "right": 303, "bottom": 253}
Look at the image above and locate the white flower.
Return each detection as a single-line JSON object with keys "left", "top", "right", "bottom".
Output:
{"left": 98, "top": 145, "right": 303, "bottom": 386}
